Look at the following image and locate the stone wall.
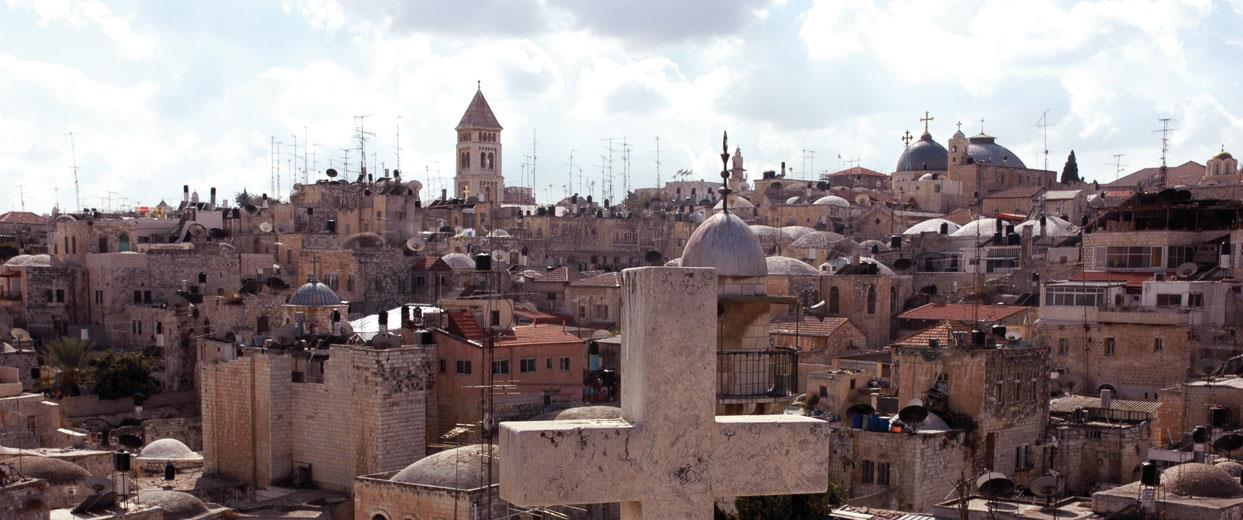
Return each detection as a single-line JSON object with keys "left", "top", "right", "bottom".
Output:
{"left": 0, "top": 349, "right": 38, "bottom": 391}
{"left": 142, "top": 416, "right": 203, "bottom": 451}
{"left": 0, "top": 479, "right": 50, "bottom": 520}
{"left": 1041, "top": 320, "right": 1191, "bottom": 400}
{"left": 354, "top": 475, "right": 503, "bottom": 520}
{"left": 829, "top": 428, "right": 975, "bottom": 512}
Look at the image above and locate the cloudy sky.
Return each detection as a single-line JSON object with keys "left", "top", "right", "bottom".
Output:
{"left": 2, "top": 0, "right": 1242, "bottom": 212}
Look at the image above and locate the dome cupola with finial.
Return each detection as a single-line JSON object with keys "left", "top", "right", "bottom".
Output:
{"left": 681, "top": 131, "right": 767, "bottom": 280}
{"left": 896, "top": 115, "right": 949, "bottom": 173}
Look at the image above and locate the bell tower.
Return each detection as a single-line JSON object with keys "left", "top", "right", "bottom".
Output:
{"left": 454, "top": 84, "right": 504, "bottom": 203}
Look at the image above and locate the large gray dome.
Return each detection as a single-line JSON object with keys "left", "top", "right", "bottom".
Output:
{"left": 137, "top": 490, "right": 213, "bottom": 520}
{"left": 288, "top": 278, "right": 342, "bottom": 306}
{"left": 392, "top": 444, "right": 498, "bottom": 489}
{"left": 966, "top": 134, "right": 1026, "bottom": 168}
{"left": 895, "top": 132, "right": 948, "bottom": 172}
{"left": 441, "top": 253, "right": 477, "bottom": 271}
{"left": 1, "top": 456, "right": 89, "bottom": 485}
{"left": 1162, "top": 462, "right": 1243, "bottom": 498}
{"left": 681, "top": 211, "right": 767, "bottom": 278}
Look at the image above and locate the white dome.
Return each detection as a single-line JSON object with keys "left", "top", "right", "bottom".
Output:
{"left": 951, "top": 218, "right": 1004, "bottom": 237}
{"left": 681, "top": 211, "right": 767, "bottom": 277}
{"left": 765, "top": 256, "right": 821, "bottom": 276}
{"left": 918, "top": 173, "right": 936, "bottom": 182}
{"left": 812, "top": 195, "right": 850, "bottom": 208}
{"left": 1014, "top": 215, "right": 1075, "bottom": 238}
{"left": 713, "top": 195, "right": 755, "bottom": 210}
{"left": 780, "top": 226, "right": 816, "bottom": 241}
{"left": 821, "top": 257, "right": 894, "bottom": 276}
{"left": 785, "top": 196, "right": 803, "bottom": 205}
{"left": 748, "top": 225, "right": 780, "bottom": 238}
{"left": 903, "top": 218, "right": 959, "bottom": 236}
{"left": 486, "top": 229, "right": 511, "bottom": 238}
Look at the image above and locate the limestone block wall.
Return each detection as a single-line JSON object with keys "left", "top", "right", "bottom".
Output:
{"left": 1041, "top": 321, "right": 1191, "bottom": 400}
{"left": 350, "top": 345, "right": 435, "bottom": 480}
{"left": 354, "top": 475, "right": 503, "bottom": 520}
{"left": 829, "top": 428, "right": 974, "bottom": 513}
{"left": 0, "top": 479, "right": 50, "bottom": 520}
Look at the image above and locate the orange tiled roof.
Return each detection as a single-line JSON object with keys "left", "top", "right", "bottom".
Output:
{"left": 413, "top": 256, "right": 451, "bottom": 272}
{"left": 0, "top": 212, "right": 46, "bottom": 225}
{"left": 447, "top": 310, "right": 484, "bottom": 342}
{"left": 494, "top": 324, "right": 583, "bottom": 347}
{"left": 894, "top": 321, "right": 970, "bottom": 348}
{"left": 899, "top": 303, "right": 1028, "bottom": 323}
{"left": 770, "top": 317, "right": 852, "bottom": 337}
{"left": 570, "top": 272, "right": 620, "bottom": 288}
{"left": 533, "top": 266, "right": 573, "bottom": 283}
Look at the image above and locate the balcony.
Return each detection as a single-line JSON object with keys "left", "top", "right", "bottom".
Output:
{"left": 717, "top": 349, "right": 798, "bottom": 403}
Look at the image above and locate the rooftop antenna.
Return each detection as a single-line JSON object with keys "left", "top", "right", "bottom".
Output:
{"left": 531, "top": 127, "right": 538, "bottom": 192}
{"left": 394, "top": 116, "right": 402, "bottom": 171}
{"left": 290, "top": 133, "right": 300, "bottom": 185}
{"left": 341, "top": 148, "right": 351, "bottom": 179}
{"left": 354, "top": 114, "right": 374, "bottom": 179}
{"left": 801, "top": 149, "right": 816, "bottom": 181}
{"left": 566, "top": 149, "right": 577, "bottom": 195}
{"left": 1111, "top": 154, "right": 1126, "bottom": 181}
{"left": 67, "top": 132, "right": 83, "bottom": 211}
{"left": 601, "top": 137, "right": 619, "bottom": 202}
{"left": 621, "top": 136, "right": 633, "bottom": 195}
{"left": 654, "top": 136, "right": 662, "bottom": 188}
{"left": 269, "top": 136, "right": 277, "bottom": 196}
{"left": 275, "top": 140, "right": 283, "bottom": 200}
{"left": 16, "top": 185, "right": 25, "bottom": 211}
{"left": 1036, "top": 109, "right": 1051, "bottom": 172}
{"left": 1152, "top": 117, "right": 1178, "bottom": 189}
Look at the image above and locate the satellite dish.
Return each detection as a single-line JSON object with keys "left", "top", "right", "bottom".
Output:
{"left": 1195, "top": 358, "right": 1224, "bottom": 377}
{"left": 405, "top": 237, "right": 426, "bottom": 252}
{"left": 898, "top": 399, "right": 928, "bottom": 425}
{"left": 10, "top": 328, "right": 30, "bottom": 341}
{"left": 188, "top": 224, "right": 207, "bottom": 238}
{"left": 85, "top": 476, "right": 113, "bottom": 493}
{"left": 1176, "top": 262, "right": 1199, "bottom": 279}
{"left": 369, "top": 332, "right": 401, "bottom": 349}
{"left": 1028, "top": 475, "right": 1059, "bottom": 498}
{"left": 805, "top": 300, "right": 829, "bottom": 321}
{"left": 326, "top": 168, "right": 338, "bottom": 178}
{"left": 976, "top": 472, "right": 1015, "bottom": 498}
{"left": 1213, "top": 432, "right": 1243, "bottom": 453}
{"left": 854, "top": 194, "right": 870, "bottom": 205}
{"left": 259, "top": 222, "right": 273, "bottom": 233}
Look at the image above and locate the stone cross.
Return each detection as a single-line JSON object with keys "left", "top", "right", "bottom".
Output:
{"left": 500, "top": 267, "right": 830, "bottom": 519}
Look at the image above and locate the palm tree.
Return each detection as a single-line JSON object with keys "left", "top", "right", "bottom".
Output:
{"left": 44, "top": 337, "right": 92, "bottom": 396}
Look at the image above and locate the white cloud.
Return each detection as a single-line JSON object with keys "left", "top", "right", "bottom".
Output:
{"left": 6, "top": 0, "right": 158, "bottom": 59}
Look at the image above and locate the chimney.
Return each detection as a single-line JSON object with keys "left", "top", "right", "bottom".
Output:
{"left": 781, "top": 161, "right": 786, "bottom": 176}
{"left": 331, "top": 310, "right": 342, "bottom": 335}
{"left": 378, "top": 309, "right": 388, "bottom": 333}
{"left": 1099, "top": 387, "right": 1112, "bottom": 409}
{"left": 209, "top": 187, "right": 217, "bottom": 210}
{"left": 182, "top": 185, "right": 190, "bottom": 203}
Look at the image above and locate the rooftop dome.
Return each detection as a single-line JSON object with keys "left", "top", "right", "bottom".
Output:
{"left": 664, "top": 257, "right": 682, "bottom": 266}
{"left": 713, "top": 195, "right": 755, "bottom": 210}
{"left": 137, "top": 490, "right": 214, "bottom": 520}
{"left": 0, "top": 456, "right": 90, "bottom": 485}
{"left": 890, "top": 411, "right": 950, "bottom": 431}
{"left": 1014, "top": 215, "right": 1075, "bottom": 238}
{"left": 858, "top": 239, "right": 891, "bottom": 254}
{"left": 441, "top": 252, "right": 477, "bottom": 271}
{"left": 288, "top": 278, "right": 342, "bottom": 306}
{"left": 748, "top": 225, "right": 780, "bottom": 239}
{"left": 820, "top": 257, "right": 895, "bottom": 276}
{"left": 780, "top": 226, "right": 816, "bottom": 241}
{"left": 785, "top": 196, "right": 804, "bottom": 205}
{"left": 903, "top": 218, "right": 960, "bottom": 236}
{"left": 1216, "top": 460, "right": 1243, "bottom": 477}
{"left": 766, "top": 256, "right": 821, "bottom": 276}
{"left": 3, "top": 254, "right": 51, "bottom": 268}
{"left": 811, "top": 195, "right": 850, "bottom": 208}
{"left": 896, "top": 132, "right": 949, "bottom": 172}
{"left": 1213, "top": 149, "right": 1234, "bottom": 160}
{"left": 486, "top": 229, "right": 511, "bottom": 238}
{"left": 534, "top": 405, "right": 623, "bottom": 421}
{"left": 950, "top": 218, "right": 1005, "bottom": 238}
{"left": 967, "top": 134, "right": 1026, "bottom": 168}
{"left": 139, "top": 438, "right": 200, "bottom": 461}
{"left": 917, "top": 173, "right": 936, "bottom": 182}
{"left": 681, "top": 211, "right": 767, "bottom": 278}
{"left": 790, "top": 231, "right": 859, "bottom": 254}
{"left": 391, "top": 444, "right": 498, "bottom": 489}
{"left": 1162, "top": 462, "right": 1243, "bottom": 498}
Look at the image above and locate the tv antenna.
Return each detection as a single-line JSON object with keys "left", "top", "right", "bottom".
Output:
{"left": 1036, "top": 109, "right": 1051, "bottom": 172}
{"left": 67, "top": 132, "right": 83, "bottom": 211}
{"left": 654, "top": 136, "right": 662, "bottom": 188}
{"left": 354, "top": 115, "right": 374, "bottom": 179}
{"left": 801, "top": 149, "right": 816, "bottom": 180}
{"left": 566, "top": 149, "right": 576, "bottom": 195}
{"left": 16, "top": 185, "right": 25, "bottom": 211}
{"left": 601, "top": 137, "right": 620, "bottom": 202}
{"left": 394, "top": 116, "right": 403, "bottom": 171}
{"left": 1111, "top": 154, "right": 1126, "bottom": 181}
{"left": 530, "top": 128, "right": 538, "bottom": 191}
{"left": 1152, "top": 117, "right": 1178, "bottom": 189}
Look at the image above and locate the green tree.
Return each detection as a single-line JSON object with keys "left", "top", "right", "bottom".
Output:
{"left": 0, "top": 242, "right": 19, "bottom": 262}
{"left": 44, "top": 337, "right": 92, "bottom": 396}
{"left": 233, "top": 190, "right": 253, "bottom": 207}
{"left": 91, "top": 352, "right": 161, "bottom": 401}
{"left": 725, "top": 479, "right": 846, "bottom": 519}
{"left": 1060, "top": 150, "right": 1080, "bottom": 184}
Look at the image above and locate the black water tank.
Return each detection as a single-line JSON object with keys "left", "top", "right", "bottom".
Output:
{"left": 1193, "top": 425, "right": 1209, "bottom": 443}
{"left": 972, "top": 329, "right": 986, "bottom": 347}
{"left": 474, "top": 253, "right": 492, "bottom": 271}
{"left": 890, "top": 235, "right": 902, "bottom": 249}
{"left": 114, "top": 451, "right": 131, "bottom": 472}
{"left": 164, "top": 462, "right": 176, "bottom": 481}
{"left": 1141, "top": 460, "right": 1160, "bottom": 486}
{"left": 326, "top": 220, "right": 337, "bottom": 233}
{"left": 1211, "top": 406, "right": 1230, "bottom": 427}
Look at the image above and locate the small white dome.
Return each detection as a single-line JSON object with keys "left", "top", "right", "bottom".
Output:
{"left": 951, "top": 218, "right": 1004, "bottom": 237}
{"left": 713, "top": 195, "right": 755, "bottom": 210}
{"left": 918, "top": 173, "right": 937, "bottom": 182}
{"left": 1014, "top": 215, "right": 1075, "bottom": 237}
{"left": 681, "top": 211, "right": 767, "bottom": 277}
{"left": 812, "top": 195, "right": 850, "bottom": 208}
{"left": 903, "top": 218, "right": 959, "bottom": 236}
{"left": 765, "top": 256, "right": 820, "bottom": 276}
{"left": 785, "top": 196, "right": 803, "bottom": 205}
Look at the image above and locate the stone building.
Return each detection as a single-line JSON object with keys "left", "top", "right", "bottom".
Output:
{"left": 0, "top": 456, "right": 90, "bottom": 509}
{"left": 818, "top": 258, "right": 911, "bottom": 348}
{"left": 769, "top": 316, "right": 867, "bottom": 365}
{"left": 564, "top": 272, "right": 621, "bottom": 328}
{"left": 0, "top": 476, "right": 50, "bottom": 520}
{"left": 355, "top": 444, "right": 507, "bottom": 520}
{"left": 1156, "top": 376, "right": 1243, "bottom": 450}
{"left": 0, "top": 254, "right": 79, "bottom": 339}
{"left": 1048, "top": 393, "right": 1156, "bottom": 495}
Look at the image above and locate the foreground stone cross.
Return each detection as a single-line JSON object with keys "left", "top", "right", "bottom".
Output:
{"left": 500, "top": 267, "right": 830, "bottom": 519}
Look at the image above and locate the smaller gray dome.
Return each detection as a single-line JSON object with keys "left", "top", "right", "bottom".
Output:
{"left": 812, "top": 195, "right": 850, "bottom": 208}
{"left": 1162, "top": 462, "right": 1243, "bottom": 498}
{"left": 392, "top": 444, "right": 498, "bottom": 489}
{"left": 966, "top": 134, "right": 1026, "bottom": 168}
{"left": 140, "top": 438, "right": 199, "bottom": 460}
{"left": 1216, "top": 460, "right": 1243, "bottom": 477}
{"left": 713, "top": 195, "right": 754, "bottom": 210}
{"left": 137, "top": 490, "right": 213, "bottom": 520}
{"left": 766, "top": 256, "right": 820, "bottom": 276}
{"left": 780, "top": 226, "right": 816, "bottom": 241}
{"left": 785, "top": 196, "right": 803, "bottom": 205}
{"left": 896, "top": 132, "right": 949, "bottom": 172}
{"left": 904, "top": 218, "right": 960, "bottom": 236}
{"left": 1, "top": 456, "right": 89, "bottom": 485}
{"left": 858, "top": 239, "right": 890, "bottom": 254}
{"left": 441, "top": 253, "right": 476, "bottom": 271}
{"left": 681, "top": 211, "right": 767, "bottom": 278}
{"left": 288, "top": 278, "right": 342, "bottom": 306}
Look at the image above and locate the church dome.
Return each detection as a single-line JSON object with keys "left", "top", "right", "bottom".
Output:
{"left": 811, "top": 195, "right": 850, "bottom": 208}
{"left": 137, "top": 490, "right": 214, "bottom": 520}
{"left": 967, "top": 134, "right": 1026, "bottom": 168}
{"left": 681, "top": 211, "right": 767, "bottom": 278}
{"left": 766, "top": 256, "right": 820, "bottom": 276}
{"left": 896, "top": 133, "right": 949, "bottom": 172}
{"left": 441, "top": 253, "right": 477, "bottom": 271}
{"left": 1213, "top": 149, "right": 1233, "bottom": 160}
{"left": 392, "top": 444, "right": 499, "bottom": 489}
{"left": 288, "top": 278, "right": 342, "bottom": 306}
{"left": 903, "top": 218, "right": 959, "bottom": 236}
{"left": 1162, "top": 462, "right": 1243, "bottom": 498}
{"left": 1, "top": 456, "right": 90, "bottom": 485}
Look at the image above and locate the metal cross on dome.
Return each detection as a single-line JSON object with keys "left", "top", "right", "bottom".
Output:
{"left": 901, "top": 130, "right": 913, "bottom": 147}
{"left": 920, "top": 111, "right": 934, "bottom": 134}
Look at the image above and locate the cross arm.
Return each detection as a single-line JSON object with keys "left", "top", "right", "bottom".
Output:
{"left": 499, "top": 419, "right": 641, "bottom": 507}
{"left": 710, "top": 415, "right": 831, "bottom": 498}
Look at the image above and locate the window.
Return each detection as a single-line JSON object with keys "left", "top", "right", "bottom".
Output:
{"left": 131, "top": 321, "right": 143, "bottom": 335}
{"left": 1057, "top": 338, "right": 1069, "bottom": 355}
{"left": 456, "top": 360, "right": 472, "bottom": 374}
{"left": 547, "top": 292, "right": 557, "bottom": 301}
{"left": 546, "top": 357, "right": 553, "bottom": 369}
{"left": 95, "top": 290, "right": 102, "bottom": 304}
{"left": 155, "top": 322, "right": 163, "bottom": 335}
{"left": 1189, "top": 293, "right": 1204, "bottom": 307}
{"left": 578, "top": 306, "right": 586, "bottom": 318}
{"left": 55, "top": 289, "right": 64, "bottom": 303}
{"left": 828, "top": 287, "right": 840, "bottom": 314}
{"left": 861, "top": 460, "right": 875, "bottom": 484}
{"left": 1104, "top": 337, "right": 1116, "bottom": 356}
{"left": 520, "top": 358, "right": 537, "bottom": 373}
{"left": 134, "top": 290, "right": 143, "bottom": 304}
{"left": 1156, "top": 294, "right": 1182, "bottom": 307}
{"left": 439, "top": 359, "right": 446, "bottom": 373}
{"left": 98, "top": 237, "right": 108, "bottom": 253}
{"left": 819, "top": 385, "right": 828, "bottom": 397}
{"left": 490, "top": 310, "right": 500, "bottom": 326}
{"left": 559, "top": 357, "right": 571, "bottom": 371}
{"left": 492, "top": 360, "right": 510, "bottom": 375}
{"left": 1153, "top": 338, "right": 1163, "bottom": 352}
{"left": 995, "top": 382, "right": 1004, "bottom": 404}
{"left": 877, "top": 462, "right": 891, "bottom": 486}
{"left": 866, "top": 286, "right": 877, "bottom": 314}
{"left": 1166, "top": 246, "right": 1195, "bottom": 268}
{"left": 1103, "top": 246, "right": 1160, "bottom": 270}
{"left": 1045, "top": 285, "right": 1106, "bottom": 307}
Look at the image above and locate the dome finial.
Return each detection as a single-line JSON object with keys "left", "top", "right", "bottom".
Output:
{"left": 719, "top": 131, "right": 733, "bottom": 213}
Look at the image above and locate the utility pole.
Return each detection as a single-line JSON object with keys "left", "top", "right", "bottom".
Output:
{"left": 1036, "top": 109, "right": 1052, "bottom": 172}
{"left": 67, "top": 132, "right": 82, "bottom": 212}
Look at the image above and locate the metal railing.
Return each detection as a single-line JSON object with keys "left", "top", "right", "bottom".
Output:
{"left": 717, "top": 349, "right": 798, "bottom": 401}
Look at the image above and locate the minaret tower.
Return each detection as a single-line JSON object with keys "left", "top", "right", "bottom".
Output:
{"left": 454, "top": 83, "right": 504, "bottom": 204}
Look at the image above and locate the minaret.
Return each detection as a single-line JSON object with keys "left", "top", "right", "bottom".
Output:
{"left": 729, "top": 146, "right": 747, "bottom": 193}
{"left": 454, "top": 83, "right": 504, "bottom": 204}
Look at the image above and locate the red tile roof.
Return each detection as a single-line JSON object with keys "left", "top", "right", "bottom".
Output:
{"left": 570, "top": 272, "right": 620, "bottom": 288}
{"left": 941, "top": 208, "right": 977, "bottom": 225}
{"left": 0, "top": 212, "right": 46, "bottom": 225}
{"left": 494, "top": 324, "right": 583, "bottom": 347}
{"left": 447, "top": 310, "right": 484, "bottom": 342}
{"left": 533, "top": 266, "right": 573, "bottom": 283}
{"left": 898, "top": 303, "right": 1028, "bottom": 323}
{"left": 894, "top": 321, "right": 970, "bottom": 348}
{"left": 512, "top": 308, "right": 568, "bottom": 325}
{"left": 1069, "top": 271, "right": 1157, "bottom": 287}
{"left": 770, "top": 317, "right": 852, "bottom": 337}
{"left": 413, "top": 256, "right": 451, "bottom": 272}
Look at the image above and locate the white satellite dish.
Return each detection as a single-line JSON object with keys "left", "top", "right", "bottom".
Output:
{"left": 1175, "top": 262, "right": 1198, "bottom": 279}
{"left": 259, "top": 222, "right": 273, "bottom": 233}
{"left": 1195, "top": 357, "right": 1224, "bottom": 377}
{"left": 405, "top": 237, "right": 426, "bottom": 252}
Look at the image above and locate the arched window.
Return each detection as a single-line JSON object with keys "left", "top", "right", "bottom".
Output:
{"left": 828, "top": 287, "right": 840, "bottom": 314}
{"left": 488, "top": 152, "right": 495, "bottom": 169}
{"left": 866, "top": 286, "right": 877, "bottom": 315}
{"left": 481, "top": 152, "right": 487, "bottom": 169}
